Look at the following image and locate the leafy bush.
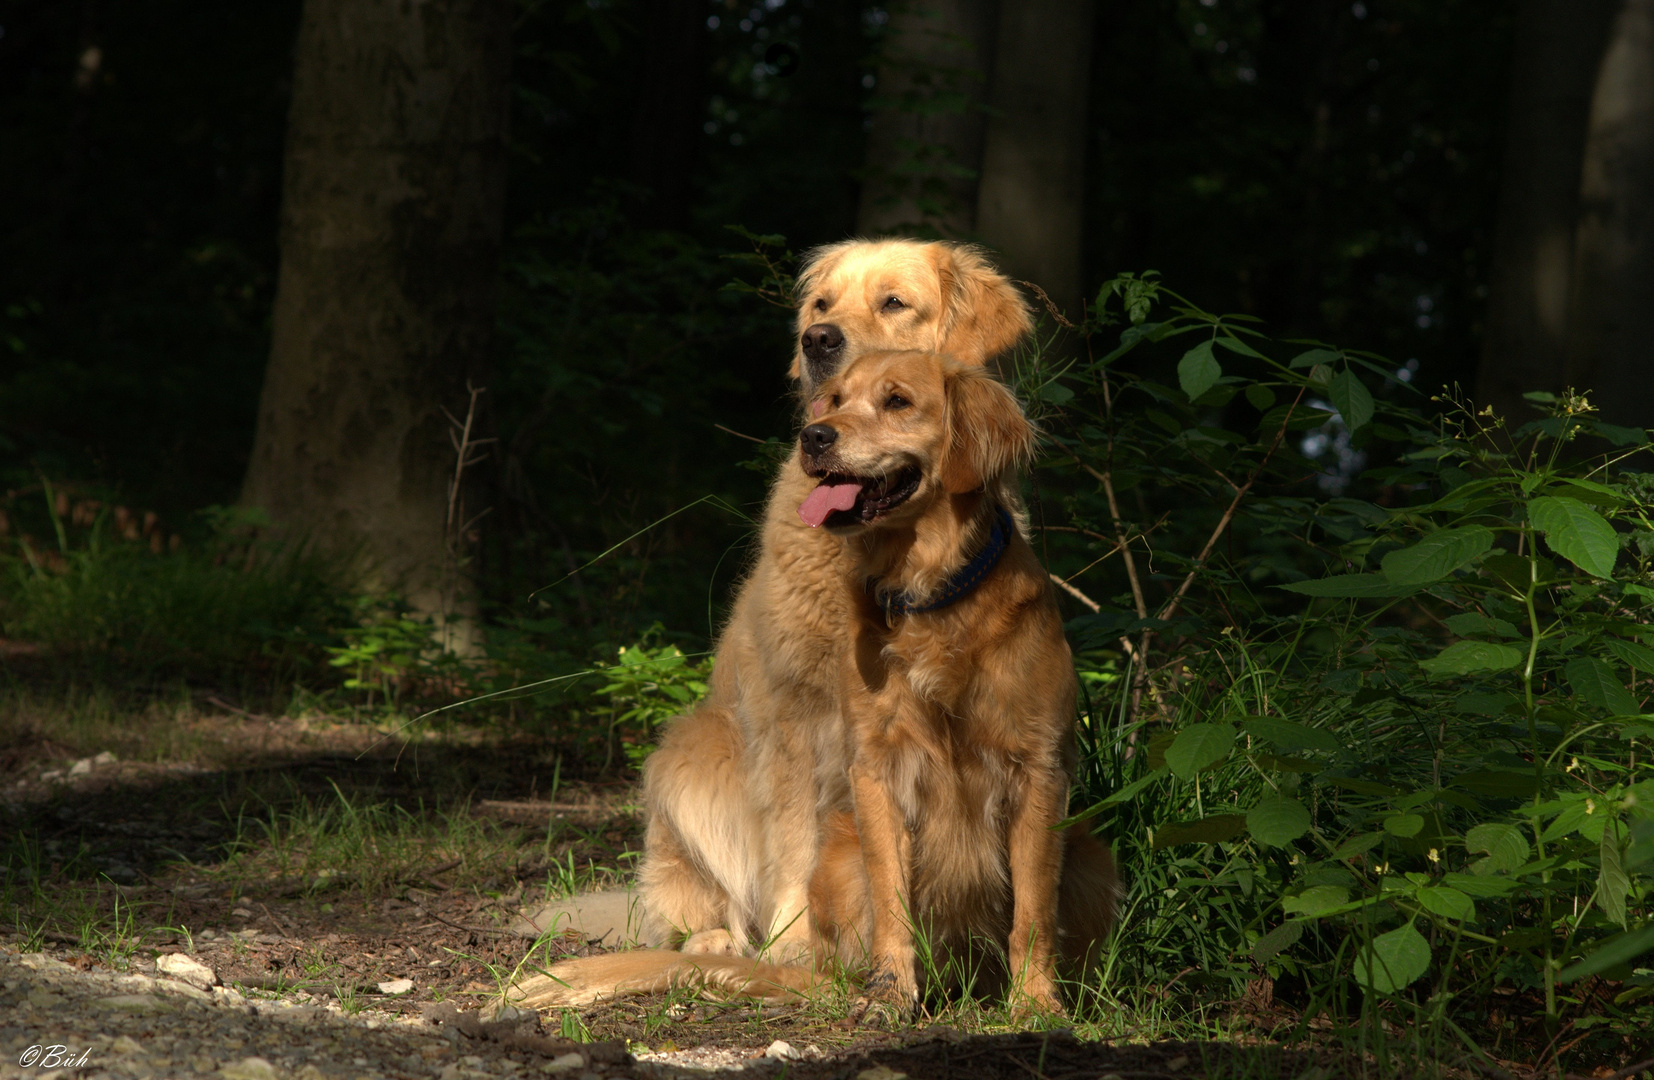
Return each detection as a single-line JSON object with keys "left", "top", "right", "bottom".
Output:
{"left": 1026, "top": 277, "right": 1652, "bottom": 1054}
{"left": 0, "top": 489, "right": 347, "bottom": 680}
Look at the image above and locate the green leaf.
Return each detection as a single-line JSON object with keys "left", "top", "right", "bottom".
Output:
{"left": 1289, "top": 347, "right": 1340, "bottom": 369}
{"left": 1242, "top": 716, "right": 1342, "bottom": 754}
{"left": 1384, "top": 813, "right": 1424, "bottom": 838}
{"left": 1600, "top": 826, "right": 1630, "bottom": 928}
{"left": 1442, "top": 613, "right": 1521, "bottom": 638}
{"left": 1419, "top": 641, "right": 1525, "bottom": 676}
{"left": 1466, "top": 822, "right": 1530, "bottom": 875}
{"left": 1247, "top": 795, "right": 1312, "bottom": 848}
{"left": 1331, "top": 832, "right": 1385, "bottom": 861}
{"left": 1279, "top": 573, "right": 1414, "bottom": 598}
{"left": 1252, "top": 920, "right": 1304, "bottom": 962}
{"left": 1282, "top": 885, "right": 1350, "bottom": 917}
{"left": 1559, "top": 926, "right": 1654, "bottom": 983}
{"left": 1244, "top": 383, "right": 1277, "bottom": 411}
{"left": 1441, "top": 872, "right": 1519, "bottom": 898}
{"left": 1528, "top": 495, "right": 1619, "bottom": 579}
{"left": 1455, "top": 770, "right": 1540, "bottom": 799}
{"left": 1606, "top": 638, "right": 1654, "bottom": 674}
{"left": 1152, "top": 814, "right": 1248, "bottom": 849}
{"left": 1415, "top": 885, "right": 1476, "bottom": 922}
{"left": 1036, "top": 380, "right": 1075, "bottom": 406}
{"left": 1567, "top": 656, "right": 1640, "bottom": 715}
{"left": 1354, "top": 923, "right": 1431, "bottom": 994}
{"left": 1178, "top": 339, "right": 1222, "bottom": 402}
{"left": 1164, "top": 722, "right": 1236, "bottom": 780}
{"left": 1214, "top": 334, "right": 1267, "bottom": 359}
{"left": 1381, "top": 526, "right": 1494, "bottom": 586}
{"left": 1329, "top": 370, "right": 1375, "bottom": 431}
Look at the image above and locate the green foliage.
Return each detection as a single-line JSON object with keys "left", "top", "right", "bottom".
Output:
{"left": 592, "top": 625, "right": 712, "bottom": 772}
{"left": 0, "top": 489, "right": 346, "bottom": 678}
{"left": 1029, "top": 277, "right": 1653, "bottom": 1049}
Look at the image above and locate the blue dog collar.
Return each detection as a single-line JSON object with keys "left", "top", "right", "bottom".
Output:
{"left": 871, "top": 505, "right": 1015, "bottom": 617}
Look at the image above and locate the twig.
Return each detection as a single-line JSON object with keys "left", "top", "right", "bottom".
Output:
{"left": 713, "top": 423, "right": 768, "bottom": 445}
{"left": 1565, "top": 1057, "right": 1654, "bottom": 1080}
{"left": 1049, "top": 572, "right": 1101, "bottom": 612}
{"left": 411, "top": 904, "right": 518, "bottom": 937}
{"left": 1156, "top": 386, "right": 1305, "bottom": 624}
{"left": 204, "top": 696, "right": 268, "bottom": 722}
{"left": 1017, "top": 279, "right": 1078, "bottom": 330}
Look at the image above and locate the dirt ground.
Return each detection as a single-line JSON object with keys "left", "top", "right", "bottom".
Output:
{"left": 0, "top": 694, "right": 1616, "bottom": 1079}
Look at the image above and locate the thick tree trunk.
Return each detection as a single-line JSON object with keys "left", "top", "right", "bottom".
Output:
{"left": 1477, "top": 0, "right": 1618, "bottom": 424}
{"left": 857, "top": 0, "right": 999, "bottom": 237}
{"left": 241, "top": 0, "right": 512, "bottom": 640}
{"left": 974, "top": 0, "right": 1095, "bottom": 313}
{"left": 1566, "top": 0, "right": 1654, "bottom": 429}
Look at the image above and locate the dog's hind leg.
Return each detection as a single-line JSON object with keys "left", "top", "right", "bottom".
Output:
{"left": 637, "top": 704, "right": 761, "bottom": 951}
{"left": 1056, "top": 826, "right": 1120, "bottom": 975}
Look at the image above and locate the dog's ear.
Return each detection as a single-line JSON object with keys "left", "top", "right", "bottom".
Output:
{"left": 935, "top": 244, "right": 1034, "bottom": 370}
{"left": 791, "top": 241, "right": 854, "bottom": 381}
{"left": 940, "top": 364, "right": 1037, "bottom": 494}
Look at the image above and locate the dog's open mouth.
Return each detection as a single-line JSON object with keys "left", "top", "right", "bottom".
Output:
{"left": 798, "top": 467, "right": 921, "bottom": 528}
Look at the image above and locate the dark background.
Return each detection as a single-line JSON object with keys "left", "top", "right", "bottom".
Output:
{"left": 0, "top": 0, "right": 1528, "bottom": 645}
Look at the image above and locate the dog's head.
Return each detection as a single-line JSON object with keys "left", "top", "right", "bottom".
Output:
{"left": 795, "top": 350, "right": 1036, "bottom": 532}
{"left": 791, "top": 240, "right": 1033, "bottom": 391}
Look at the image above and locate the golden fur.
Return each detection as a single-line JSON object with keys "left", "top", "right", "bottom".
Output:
{"left": 509, "top": 242, "right": 1116, "bottom": 1012}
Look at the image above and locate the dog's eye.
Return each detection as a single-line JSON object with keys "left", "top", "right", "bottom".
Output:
{"left": 831, "top": 394, "right": 841, "bottom": 408}
{"left": 883, "top": 296, "right": 905, "bottom": 311}
{"left": 885, "top": 393, "right": 910, "bottom": 410}
{"left": 814, "top": 298, "right": 828, "bottom": 311}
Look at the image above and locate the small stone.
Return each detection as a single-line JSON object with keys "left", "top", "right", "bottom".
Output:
{"left": 377, "top": 978, "right": 414, "bottom": 996}
{"left": 157, "top": 953, "right": 218, "bottom": 988}
{"left": 26, "top": 987, "right": 64, "bottom": 1008}
{"left": 764, "top": 1040, "right": 800, "bottom": 1061}
{"left": 231, "top": 908, "right": 255, "bottom": 919}
{"left": 157, "top": 977, "right": 213, "bottom": 1000}
{"left": 219, "top": 1056, "right": 284, "bottom": 1080}
{"left": 1166, "top": 1055, "right": 1190, "bottom": 1072}
{"left": 96, "top": 993, "right": 172, "bottom": 1014}
{"left": 69, "top": 758, "right": 92, "bottom": 776}
{"left": 541, "top": 1053, "right": 584, "bottom": 1074}
{"left": 39, "top": 769, "right": 62, "bottom": 782}
{"left": 111, "top": 1036, "right": 146, "bottom": 1055}
{"left": 94, "top": 750, "right": 117, "bottom": 765}
{"left": 856, "top": 1068, "right": 908, "bottom": 1080}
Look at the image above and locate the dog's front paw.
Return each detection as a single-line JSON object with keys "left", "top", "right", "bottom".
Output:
{"left": 850, "top": 967, "right": 919, "bottom": 1027}
{"left": 1006, "top": 986, "right": 1065, "bottom": 1024}
{"left": 681, "top": 928, "right": 742, "bottom": 956}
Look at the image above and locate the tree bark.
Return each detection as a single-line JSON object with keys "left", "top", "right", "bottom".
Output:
{"left": 1477, "top": 0, "right": 1618, "bottom": 424}
{"left": 241, "top": 0, "right": 512, "bottom": 638}
{"left": 1566, "top": 0, "right": 1654, "bottom": 429}
{"left": 974, "top": 0, "right": 1095, "bottom": 313}
{"left": 857, "top": 0, "right": 999, "bottom": 237}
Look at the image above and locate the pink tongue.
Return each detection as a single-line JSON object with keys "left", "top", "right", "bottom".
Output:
{"left": 798, "top": 481, "right": 863, "bottom": 527}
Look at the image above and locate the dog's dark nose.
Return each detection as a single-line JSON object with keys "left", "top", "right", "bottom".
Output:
{"left": 800, "top": 423, "right": 839, "bottom": 457}
{"left": 801, "top": 323, "right": 845, "bottom": 366}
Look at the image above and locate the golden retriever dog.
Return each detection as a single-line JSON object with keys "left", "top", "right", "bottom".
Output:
{"left": 508, "top": 242, "right": 1117, "bottom": 1012}
{"left": 635, "top": 240, "right": 1036, "bottom": 965}
{"left": 509, "top": 348, "right": 1118, "bottom": 1013}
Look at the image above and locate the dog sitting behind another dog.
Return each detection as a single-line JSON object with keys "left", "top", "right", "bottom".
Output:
{"left": 508, "top": 352, "right": 1117, "bottom": 1012}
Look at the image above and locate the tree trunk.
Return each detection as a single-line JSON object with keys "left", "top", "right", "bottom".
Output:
{"left": 241, "top": 0, "right": 512, "bottom": 641}
{"left": 1566, "top": 0, "right": 1654, "bottom": 429}
{"left": 626, "top": 0, "right": 709, "bottom": 228}
{"left": 857, "top": 0, "right": 999, "bottom": 237}
{"left": 1477, "top": 0, "right": 1618, "bottom": 424}
{"left": 974, "top": 0, "right": 1095, "bottom": 313}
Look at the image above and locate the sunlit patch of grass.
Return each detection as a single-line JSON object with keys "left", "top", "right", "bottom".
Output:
{"left": 208, "top": 780, "right": 528, "bottom": 901}
{"left": 0, "top": 681, "right": 216, "bottom": 766}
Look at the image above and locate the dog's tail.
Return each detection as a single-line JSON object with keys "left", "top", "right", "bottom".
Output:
{"left": 508, "top": 950, "right": 823, "bottom": 1008}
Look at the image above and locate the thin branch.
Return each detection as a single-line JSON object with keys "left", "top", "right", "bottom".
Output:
{"left": 1049, "top": 572, "right": 1100, "bottom": 612}
{"left": 1156, "top": 387, "right": 1305, "bottom": 624}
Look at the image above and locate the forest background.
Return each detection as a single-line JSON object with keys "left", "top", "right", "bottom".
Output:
{"left": 2, "top": 0, "right": 1654, "bottom": 1072}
